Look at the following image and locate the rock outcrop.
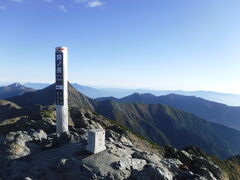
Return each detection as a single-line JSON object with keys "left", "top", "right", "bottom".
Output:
{"left": 0, "top": 106, "right": 239, "bottom": 180}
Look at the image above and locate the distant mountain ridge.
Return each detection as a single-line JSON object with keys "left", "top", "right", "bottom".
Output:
{"left": 7, "top": 83, "right": 95, "bottom": 110}
{"left": 0, "top": 83, "right": 35, "bottom": 99}
{"left": 16, "top": 82, "right": 240, "bottom": 106}
{"left": 6, "top": 83, "right": 240, "bottom": 158}
{"left": 97, "top": 93, "right": 240, "bottom": 131}
{"left": 94, "top": 100, "right": 240, "bottom": 158}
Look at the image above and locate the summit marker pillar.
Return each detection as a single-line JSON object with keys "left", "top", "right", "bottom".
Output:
{"left": 55, "top": 46, "right": 68, "bottom": 134}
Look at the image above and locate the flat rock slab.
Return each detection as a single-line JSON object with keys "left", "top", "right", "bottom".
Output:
{"left": 81, "top": 149, "right": 131, "bottom": 179}
{"left": 4, "top": 142, "right": 85, "bottom": 179}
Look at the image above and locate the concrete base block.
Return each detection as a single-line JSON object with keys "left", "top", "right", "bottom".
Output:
{"left": 86, "top": 129, "right": 106, "bottom": 154}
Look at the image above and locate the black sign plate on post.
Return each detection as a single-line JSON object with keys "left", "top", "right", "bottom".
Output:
{"left": 56, "top": 51, "right": 64, "bottom": 105}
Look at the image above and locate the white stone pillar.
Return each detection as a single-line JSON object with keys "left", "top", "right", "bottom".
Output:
{"left": 55, "top": 46, "right": 68, "bottom": 134}
{"left": 86, "top": 129, "right": 106, "bottom": 154}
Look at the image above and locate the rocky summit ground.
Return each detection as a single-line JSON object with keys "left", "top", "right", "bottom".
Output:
{"left": 0, "top": 104, "right": 240, "bottom": 180}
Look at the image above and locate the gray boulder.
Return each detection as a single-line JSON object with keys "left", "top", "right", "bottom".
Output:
{"left": 176, "top": 150, "right": 193, "bottom": 167}
{"left": 30, "top": 129, "right": 47, "bottom": 141}
{"left": 56, "top": 131, "right": 82, "bottom": 145}
{"left": 192, "top": 157, "right": 222, "bottom": 179}
{"left": 113, "top": 159, "right": 131, "bottom": 170}
{"left": 119, "top": 136, "right": 133, "bottom": 147}
{"left": 196, "top": 167, "right": 217, "bottom": 180}
{"left": 131, "top": 163, "right": 173, "bottom": 180}
{"left": 131, "top": 158, "right": 147, "bottom": 170}
{"left": 160, "top": 158, "right": 182, "bottom": 174}
{"left": 1, "top": 131, "right": 42, "bottom": 160}
{"left": 132, "top": 151, "right": 161, "bottom": 165}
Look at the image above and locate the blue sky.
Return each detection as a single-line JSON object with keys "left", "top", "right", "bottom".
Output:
{"left": 0, "top": 0, "right": 240, "bottom": 93}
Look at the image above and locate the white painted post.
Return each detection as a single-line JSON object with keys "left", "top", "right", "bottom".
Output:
{"left": 55, "top": 46, "right": 68, "bottom": 134}
{"left": 86, "top": 129, "right": 106, "bottom": 154}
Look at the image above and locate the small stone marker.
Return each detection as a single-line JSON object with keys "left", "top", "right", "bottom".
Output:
{"left": 86, "top": 129, "right": 106, "bottom": 154}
